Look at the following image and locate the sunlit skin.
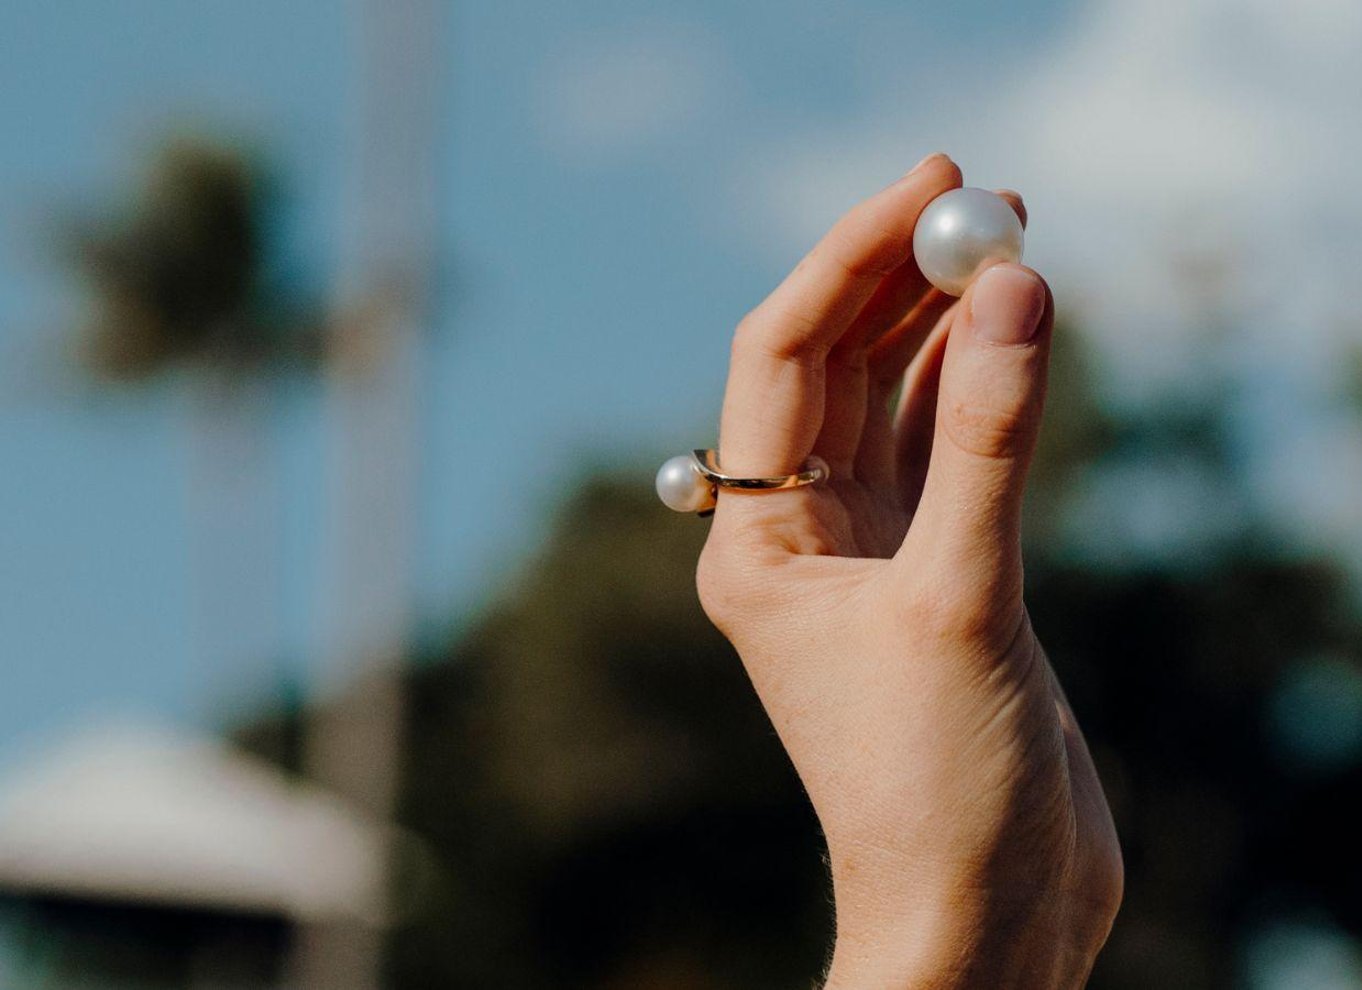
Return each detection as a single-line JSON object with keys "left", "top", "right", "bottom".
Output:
{"left": 696, "top": 153, "right": 1123, "bottom": 987}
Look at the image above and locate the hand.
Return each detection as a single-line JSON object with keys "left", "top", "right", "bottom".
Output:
{"left": 696, "top": 154, "right": 1123, "bottom": 988}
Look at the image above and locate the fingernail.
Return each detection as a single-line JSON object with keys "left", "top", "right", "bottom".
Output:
{"left": 907, "top": 151, "right": 950, "bottom": 176}
{"left": 969, "top": 265, "right": 1045, "bottom": 346}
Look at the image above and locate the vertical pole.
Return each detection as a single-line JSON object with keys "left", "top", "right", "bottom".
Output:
{"left": 290, "top": 1, "right": 442, "bottom": 987}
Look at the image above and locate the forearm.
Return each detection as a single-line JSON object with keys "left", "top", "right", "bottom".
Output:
{"left": 822, "top": 902, "right": 1102, "bottom": 990}
{"left": 820, "top": 863, "right": 1110, "bottom": 990}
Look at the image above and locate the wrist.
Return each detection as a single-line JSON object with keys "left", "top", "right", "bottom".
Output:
{"left": 821, "top": 876, "right": 1105, "bottom": 989}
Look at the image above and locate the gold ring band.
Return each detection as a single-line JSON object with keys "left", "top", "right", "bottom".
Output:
{"left": 690, "top": 449, "right": 831, "bottom": 493}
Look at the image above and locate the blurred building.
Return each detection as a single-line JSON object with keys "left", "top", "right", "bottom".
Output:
{"left": 0, "top": 723, "right": 387, "bottom": 989}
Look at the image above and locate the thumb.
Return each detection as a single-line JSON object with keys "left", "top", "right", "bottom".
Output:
{"left": 898, "top": 263, "right": 1053, "bottom": 599}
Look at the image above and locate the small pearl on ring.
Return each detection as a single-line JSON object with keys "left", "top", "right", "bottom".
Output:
{"left": 912, "top": 187, "right": 1024, "bottom": 297}
{"left": 655, "top": 454, "right": 715, "bottom": 513}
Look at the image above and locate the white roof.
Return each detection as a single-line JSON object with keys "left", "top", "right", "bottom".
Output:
{"left": 0, "top": 722, "right": 387, "bottom": 925}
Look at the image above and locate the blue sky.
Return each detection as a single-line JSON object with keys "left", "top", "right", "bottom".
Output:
{"left": 3, "top": 0, "right": 1361, "bottom": 763}
{"left": 0, "top": 0, "right": 1070, "bottom": 756}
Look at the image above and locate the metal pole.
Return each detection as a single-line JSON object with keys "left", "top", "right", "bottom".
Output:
{"left": 289, "top": 1, "right": 441, "bottom": 986}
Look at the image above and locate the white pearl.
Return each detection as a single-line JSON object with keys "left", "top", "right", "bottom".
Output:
{"left": 655, "top": 454, "right": 714, "bottom": 513}
{"left": 912, "top": 187, "right": 1024, "bottom": 297}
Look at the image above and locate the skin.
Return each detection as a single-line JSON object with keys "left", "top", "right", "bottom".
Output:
{"left": 695, "top": 153, "right": 1124, "bottom": 987}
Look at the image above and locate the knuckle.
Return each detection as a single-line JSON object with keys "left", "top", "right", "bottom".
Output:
{"left": 893, "top": 572, "right": 1024, "bottom": 651}
{"left": 695, "top": 543, "right": 744, "bottom": 636}
{"left": 887, "top": 588, "right": 942, "bottom": 638}
{"left": 823, "top": 217, "right": 900, "bottom": 281}
{"left": 733, "top": 309, "right": 762, "bottom": 343}
{"left": 946, "top": 592, "right": 1015, "bottom": 646}
{"left": 825, "top": 337, "right": 869, "bottom": 374}
{"left": 731, "top": 312, "right": 761, "bottom": 359}
{"left": 696, "top": 538, "right": 795, "bottom": 639}
{"left": 941, "top": 397, "right": 1035, "bottom": 462}
{"left": 732, "top": 307, "right": 824, "bottom": 367}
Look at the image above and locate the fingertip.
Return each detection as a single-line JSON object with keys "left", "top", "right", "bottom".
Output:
{"left": 901, "top": 152, "right": 962, "bottom": 191}
{"left": 967, "top": 264, "right": 1048, "bottom": 346}
{"left": 1011, "top": 263, "right": 1055, "bottom": 326}
{"left": 909, "top": 151, "right": 951, "bottom": 174}
{"left": 933, "top": 155, "right": 964, "bottom": 190}
{"left": 993, "top": 188, "right": 1027, "bottom": 228}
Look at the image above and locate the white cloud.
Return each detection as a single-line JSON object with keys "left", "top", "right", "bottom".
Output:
{"left": 535, "top": 22, "right": 732, "bottom": 160}
{"left": 735, "top": 0, "right": 1362, "bottom": 557}
{"left": 737, "top": 0, "right": 1362, "bottom": 380}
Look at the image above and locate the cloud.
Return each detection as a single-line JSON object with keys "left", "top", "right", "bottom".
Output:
{"left": 735, "top": 0, "right": 1362, "bottom": 556}
{"left": 738, "top": 0, "right": 1362, "bottom": 372}
{"left": 535, "top": 22, "right": 732, "bottom": 161}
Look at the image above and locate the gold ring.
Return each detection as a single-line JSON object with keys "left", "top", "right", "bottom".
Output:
{"left": 654, "top": 449, "right": 831, "bottom": 516}
{"left": 690, "top": 449, "right": 831, "bottom": 493}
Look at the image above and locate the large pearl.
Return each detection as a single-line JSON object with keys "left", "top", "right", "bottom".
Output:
{"left": 912, "top": 187, "right": 1024, "bottom": 297}
{"left": 655, "top": 454, "right": 715, "bottom": 513}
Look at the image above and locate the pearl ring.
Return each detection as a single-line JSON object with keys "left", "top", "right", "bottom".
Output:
{"left": 658, "top": 182, "right": 1020, "bottom": 514}
{"left": 656, "top": 449, "right": 831, "bottom": 515}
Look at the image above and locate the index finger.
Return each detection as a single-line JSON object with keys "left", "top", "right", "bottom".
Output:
{"left": 716, "top": 154, "right": 962, "bottom": 483}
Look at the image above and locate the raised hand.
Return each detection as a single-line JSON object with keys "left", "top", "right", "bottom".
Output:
{"left": 695, "top": 154, "right": 1122, "bottom": 988}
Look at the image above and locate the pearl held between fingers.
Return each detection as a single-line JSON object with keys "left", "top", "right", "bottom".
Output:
{"left": 656, "top": 454, "right": 714, "bottom": 513}
{"left": 912, "top": 187, "right": 1025, "bottom": 297}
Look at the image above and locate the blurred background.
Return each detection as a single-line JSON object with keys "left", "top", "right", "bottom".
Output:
{"left": 2, "top": 0, "right": 1362, "bottom": 987}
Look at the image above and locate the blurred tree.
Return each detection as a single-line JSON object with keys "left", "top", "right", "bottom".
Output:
{"left": 243, "top": 471, "right": 832, "bottom": 990}
{"left": 62, "top": 126, "right": 430, "bottom": 990}
{"left": 63, "top": 15, "right": 446, "bottom": 990}
{"left": 64, "top": 138, "right": 319, "bottom": 777}
{"left": 68, "top": 139, "right": 319, "bottom": 381}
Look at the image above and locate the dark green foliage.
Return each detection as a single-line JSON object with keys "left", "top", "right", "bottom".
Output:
{"left": 0, "top": 896, "right": 287, "bottom": 988}
{"left": 239, "top": 477, "right": 835, "bottom": 988}
{"left": 243, "top": 500, "right": 1362, "bottom": 988}
{"left": 66, "top": 139, "right": 321, "bottom": 381}
{"left": 1033, "top": 559, "right": 1362, "bottom": 988}
{"left": 238, "top": 315, "right": 1362, "bottom": 988}
{"left": 384, "top": 477, "right": 832, "bottom": 989}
